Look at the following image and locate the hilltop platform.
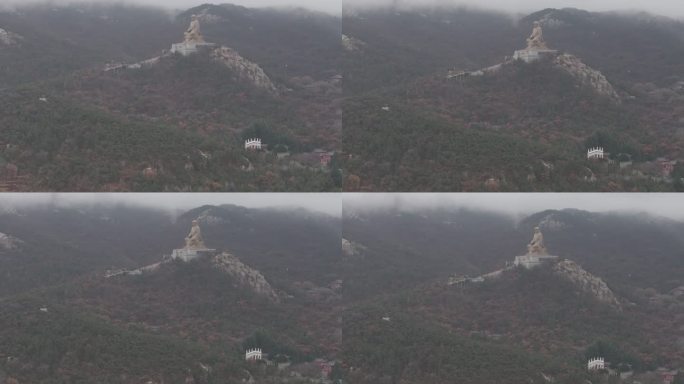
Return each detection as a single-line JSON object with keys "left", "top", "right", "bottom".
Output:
{"left": 513, "top": 254, "right": 559, "bottom": 269}
{"left": 170, "top": 42, "right": 216, "bottom": 56}
{"left": 513, "top": 49, "right": 558, "bottom": 63}
{"left": 171, "top": 248, "right": 217, "bottom": 262}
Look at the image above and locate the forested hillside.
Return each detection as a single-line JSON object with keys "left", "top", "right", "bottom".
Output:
{"left": 0, "top": 3, "right": 341, "bottom": 191}
{"left": 0, "top": 203, "right": 342, "bottom": 382}
{"left": 342, "top": 6, "right": 684, "bottom": 191}
{"left": 340, "top": 206, "right": 684, "bottom": 383}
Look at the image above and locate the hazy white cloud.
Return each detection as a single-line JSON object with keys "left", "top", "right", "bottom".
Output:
{"left": 0, "top": 0, "right": 341, "bottom": 15}
{"left": 0, "top": 193, "right": 342, "bottom": 216}
{"left": 343, "top": 0, "right": 684, "bottom": 18}
{"left": 2, "top": 193, "right": 683, "bottom": 221}
{"left": 344, "top": 193, "right": 684, "bottom": 221}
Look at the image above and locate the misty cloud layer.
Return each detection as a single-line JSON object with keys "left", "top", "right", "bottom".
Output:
{"left": 343, "top": 193, "right": 684, "bottom": 221}
{"left": 0, "top": 0, "right": 341, "bottom": 15}
{"left": 2, "top": 0, "right": 680, "bottom": 19}
{"left": 2, "top": 193, "right": 684, "bottom": 222}
{"left": 0, "top": 193, "right": 342, "bottom": 216}
{"left": 344, "top": 0, "right": 684, "bottom": 18}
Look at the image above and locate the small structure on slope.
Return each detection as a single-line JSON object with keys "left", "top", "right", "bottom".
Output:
{"left": 657, "top": 157, "right": 677, "bottom": 176}
{"left": 245, "top": 348, "right": 263, "bottom": 361}
{"left": 588, "top": 357, "right": 605, "bottom": 371}
{"left": 244, "top": 138, "right": 262, "bottom": 150}
{"left": 587, "top": 147, "right": 605, "bottom": 160}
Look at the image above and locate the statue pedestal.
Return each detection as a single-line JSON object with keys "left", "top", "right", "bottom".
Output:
{"left": 513, "top": 254, "right": 558, "bottom": 269}
{"left": 171, "top": 248, "right": 217, "bottom": 262}
{"left": 170, "top": 42, "right": 216, "bottom": 56}
{"left": 513, "top": 49, "right": 557, "bottom": 63}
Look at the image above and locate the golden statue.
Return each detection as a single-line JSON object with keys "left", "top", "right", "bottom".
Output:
{"left": 527, "top": 227, "right": 548, "bottom": 255}
{"left": 526, "top": 21, "right": 548, "bottom": 50}
{"left": 184, "top": 15, "right": 205, "bottom": 44}
{"left": 185, "top": 220, "right": 206, "bottom": 249}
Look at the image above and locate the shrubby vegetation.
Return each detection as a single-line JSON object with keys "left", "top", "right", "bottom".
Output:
{"left": 340, "top": 208, "right": 684, "bottom": 382}
{"left": 0, "top": 3, "right": 341, "bottom": 192}
{"left": 0, "top": 204, "right": 342, "bottom": 382}
{"left": 342, "top": 7, "right": 684, "bottom": 191}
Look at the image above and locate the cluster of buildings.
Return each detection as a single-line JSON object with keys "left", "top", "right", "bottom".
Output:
{"left": 587, "top": 357, "right": 679, "bottom": 383}
{"left": 244, "top": 138, "right": 335, "bottom": 167}
{"left": 585, "top": 145, "right": 681, "bottom": 180}
{"left": 244, "top": 348, "right": 336, "bottom": 382}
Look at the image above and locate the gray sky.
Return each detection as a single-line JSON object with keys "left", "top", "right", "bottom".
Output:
{"left": 3, "top": 0, "right": 679, "bottom": 18}
{"left": 344, "top": 0, "right": 684, "bottom": 19}
{"left": 344, "top": 193, "right": 684, "bottom": 221}
{"left": 0, "top": 0, "right": 341, "bottom": 15}
{"left": 0, "top": 193, "right": 341, "bottom": 216}
{"left": 2, "top": 193, "right": 683, "bottom": 220}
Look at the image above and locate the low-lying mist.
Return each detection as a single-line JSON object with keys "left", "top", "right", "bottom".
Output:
{"left": 343, "top": 193, "right": 684, "bottom": 221}
{"left": 343, "top": 0, "right": 684, "bottom": 19}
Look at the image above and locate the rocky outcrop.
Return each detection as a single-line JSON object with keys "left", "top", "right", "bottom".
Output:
{"left": 342, "top": 238, "right": 366, "bottom": 257}
{"left": 0, "top": 232, "right": 23, "bottom": 250}
{"left": 342, "top": 34, "right": 365, "bottom": 52}
{"left": 552, "top": 259, "right": 621, "bottom": 309}
{"left": 112, "top": 45, "right": 278, "bottom": 93}
{"left": 451, "top": 53, "right": 619, "bottom": 102}
{"left": 196, "top": 9, "right": 223, "bottom": 25}
{"left": 211, "top": 47, "right": 278, "bottom": 94}
{"left": 538, "top": 14, "right": 569, "bottom": 29}
{"left": 553, "top": 53, "right": 619, "bottom": 101}
{"left": 0, "top": 28, "right": 22, "bottom": 46}
{"left": 213, "top": 252, "right": 280, "bottom": 302}
{"left": 537, "top": 215, "right": 569, "bottom": 231}
{"left": 196, "top": 213, "right": 227, "bottom": 226}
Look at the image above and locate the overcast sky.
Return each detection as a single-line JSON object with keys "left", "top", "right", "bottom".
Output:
{"left": 344, "top": 0, "right": 684, "bottom": 18}
{"left": 3, "top": 193, "right": 684, "bottom": 220}
{"left": 0, "top": 0, "right": 341, "bottom": 15}
{"left": 2, "top": 0, "right": 681, "bottom": 18}
{"left": 344, "top": 193, "right": 684, "bottom": 221}
{"left": 0, "top": 193, "right": 341, "bottom": 216}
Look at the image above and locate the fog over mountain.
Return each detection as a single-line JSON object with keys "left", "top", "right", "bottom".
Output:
{"left": 344, "top": 193, "right": 684, "bottom": 220}
{"left": 0, "top": 0, "right": 341, "bottom": 15}
{"left": 0, "top": 193, "right": 342, "bottom": 216}
{"left": 344, "top": 0, "right": 684, "bottom": 18}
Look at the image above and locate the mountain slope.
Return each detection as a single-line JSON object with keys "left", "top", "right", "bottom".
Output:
{"left": 342, "top": 6, "right": 684, "bottom": 191}
{"left": 341, "top": 206, "right": 684, "bottom": 383}
{"left": 0, "top": 203, "right": 342, "bottom": 382}
{"left": 0, "top": 3, "right": 341, "bottom": 192}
